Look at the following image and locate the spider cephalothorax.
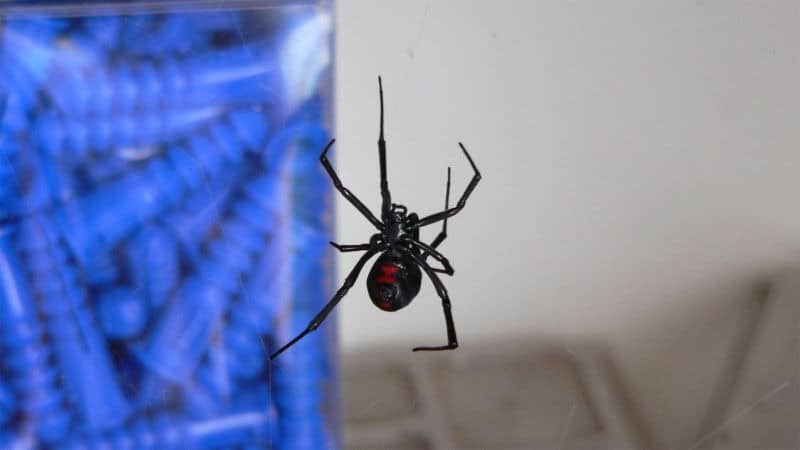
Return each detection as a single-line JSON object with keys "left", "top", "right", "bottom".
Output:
{"left": 271, "top": 76, "right": 481, "bottom": 359}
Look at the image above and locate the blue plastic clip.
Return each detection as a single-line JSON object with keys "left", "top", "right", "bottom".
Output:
{"left": 18, "top": 216, "right": 132, "bottom": 431}
{"left": 0, "top": 228, "right": 71, "bottom": 443}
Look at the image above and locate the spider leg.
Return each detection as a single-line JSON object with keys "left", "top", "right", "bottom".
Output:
{"left": 402, "top": 249, "right": 458, "bottom": 352}
{"left": 402, "top": 237, "right": 454, "bottom": 276}
{"left": 320, "top": 139, "right": 383, "bottom": 230}
{"left": 331, "top": 234, "right": 383, "bottom": 252}
{"left": 422, "top": 167, "right": 451, "bottom": 261}
{"left": 270, "top": 247, "right": 381, "bottom": 360}
{"left": 378, "top": 76, "right": 392, "bottom": 222}
{"left": 412, "top": 143, "right": 481, "bottom": 229}
{"left": 329, "top": 242, "right": 372, "bottom": 252}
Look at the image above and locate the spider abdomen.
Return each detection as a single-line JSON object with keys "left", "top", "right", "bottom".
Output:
{"left": 366, "top": 252, "right": 422, "bottom": 312}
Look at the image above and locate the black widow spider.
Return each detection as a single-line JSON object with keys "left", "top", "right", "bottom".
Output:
{"left": 270, "top": 77, "right": 481, "bottom": 359}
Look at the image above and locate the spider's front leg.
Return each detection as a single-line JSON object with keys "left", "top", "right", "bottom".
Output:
{"left": 402, "top": 249, "right": 458, "bottom": 352}
{"left": 320, "top": 139, "right": 383, "bottom": 230}
{"left": 329, "top": 242, "right": 371, "bottom": 252}
{"left": 330, "top": 234, "right": 383, "bottom": 253}
{"left": 270, "top": 247, "right": 381, "bottom": 359}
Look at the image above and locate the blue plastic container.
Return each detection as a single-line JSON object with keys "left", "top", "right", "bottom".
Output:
{"left": 0, "top": 1, "right": 337, "bottom": 448}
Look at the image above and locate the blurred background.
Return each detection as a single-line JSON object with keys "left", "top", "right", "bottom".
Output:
{"left": 333, "top": 1, "right": 800, "bottom": 448}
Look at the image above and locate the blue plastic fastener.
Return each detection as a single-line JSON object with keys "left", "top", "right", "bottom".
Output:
{"left": 97, "top": 287, "right": 150, "bottom": 340}
{"left": 43, "top": 41, "right": 109, "bottom": 117}
{"left": 260, "top": 120, "right": 329, "bottom": 173}
{"left": 1, "top": 18, "right": 65, "bottom": 84}
{"left": 34, "top": 105, "right": 227, "bottom": 159}
{"left": 82, "top": 248, "right": 120, "bottom": 286}
{"left": 57, "top": 117, "right": 254, "bottom": 264}
{"left": 178, "top": 323, "right": 276, "bottom": 418}
{"left": 119, "top": 14, "right": 211, "bottom": 57}
{"left": 136, "top": 170, "right": 287, "bottom": 383}
{"left": 0, "top": 228, "right": 71, "bottom": 443}
{"left": 18, "top": 215, "right": 132, "bottom": 431}
{"left": 0, "top": 65, "right": 38, "bottom": 132}
{"left": 43, "top": 45, "right": 275, "bottom": 118}
{"left": 272, "top": 291, "right": 330, "bottom": 448}
{"left": 218, "top": 221, "right": 327, "bottom": 380}
{"left": 9, "top": 146, "right": 59, "bottom": 220}
{"left": 126, "top": 226, "right": 180, "bottom": 310}
{"left": 178, "top": 121, "right": 332, "bottom": 406}
{"left": 0, "top": 55, "right": 37, "bottom": 111}
{"left": 164, "top": 171, "right": 237, "bottom": 264}
{"left": 0, "top": 378, "right": 14, "bottom": 424}
{"left": 79, "top": 154, "right": 134, "bottom": 188}
{"left": 62, "top": 409, "right": 276, "bottom": 450}
{"left": 186, "top": 11, "right": 244, "bottom": 33}
{"left": 0, "top": 131, "right": 19, "bottom": 221}
{"left": 81, "top": 15, "right": 122, "bottom": 51}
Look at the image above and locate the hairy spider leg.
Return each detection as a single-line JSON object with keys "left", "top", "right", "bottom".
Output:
{"left": 402, "top": 249, "right": 458, "bottom": 351}
{"left": 402, "top": 237, "right": 454, "bottom": 275}
{"left": 270, "top": 247, "right": 381, "bottom": 360}
{"left": 320, "top": 139, "right": 383, "bottom": 230}
{"left": 413, "top": 143, "right": 481, "bottom": 229}
{"left": 422, "top": 167, "right": 451, "bottom": 261}
{"left": 378, "top": 76, "right": 392, "bottom": 223}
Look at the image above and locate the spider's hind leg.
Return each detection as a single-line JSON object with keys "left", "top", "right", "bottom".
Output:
{"left": 402, "top": 249, "right": 458, "bottom": 352}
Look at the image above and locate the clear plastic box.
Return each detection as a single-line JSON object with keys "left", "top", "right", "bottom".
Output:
{"left": 0, "top": 1, "right": 336, "bottom": 448}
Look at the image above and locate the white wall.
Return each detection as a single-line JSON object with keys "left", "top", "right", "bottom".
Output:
{"left": 332, "top": 3, "right": 799, "bottom": 443}
{"left": 334, "top": 0, "right": 799, "bottom": 347}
